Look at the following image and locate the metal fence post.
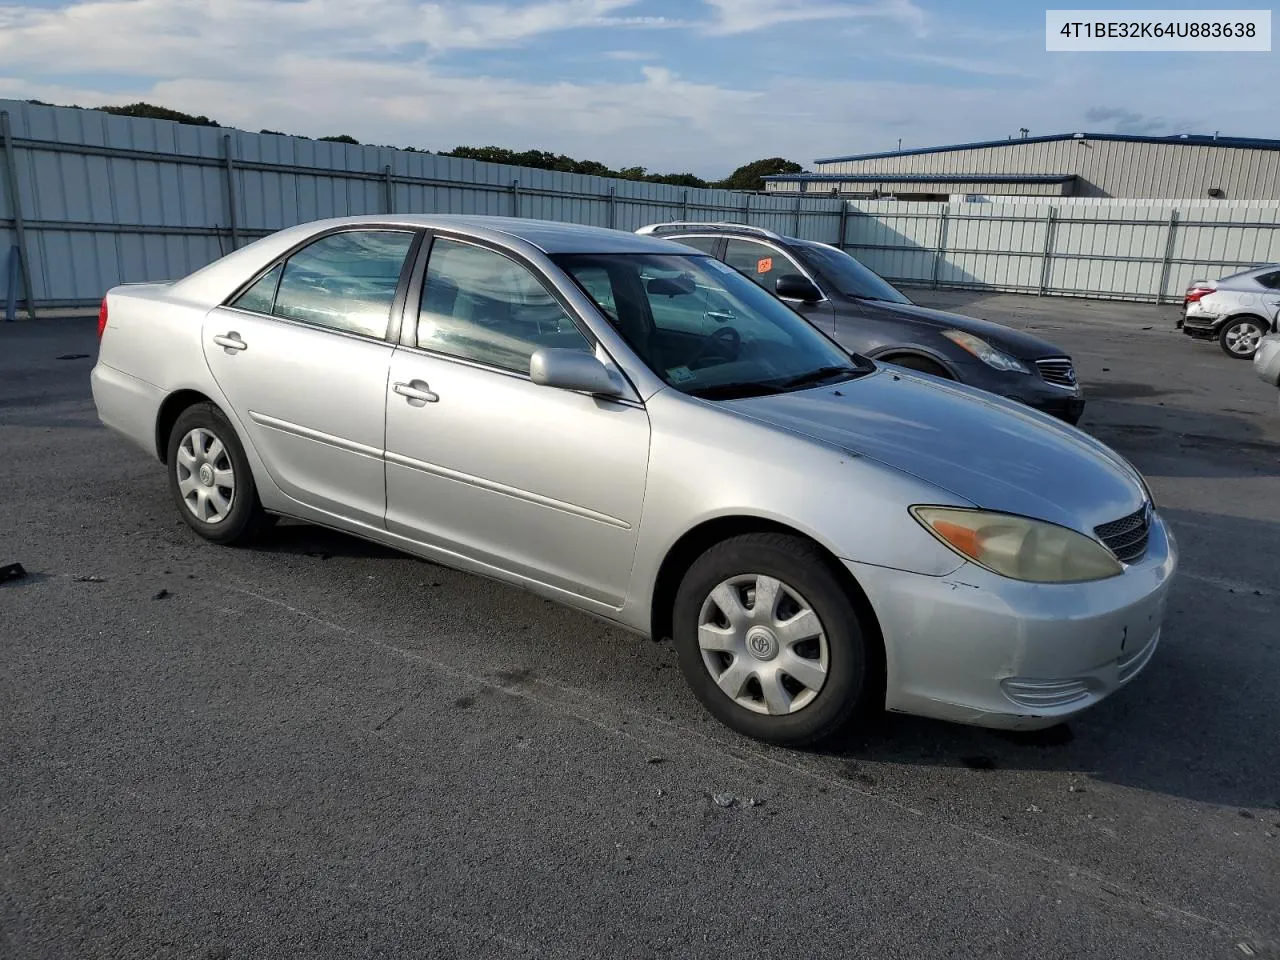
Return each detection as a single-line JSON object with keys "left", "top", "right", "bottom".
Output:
{"left": 383, "top": 165, "right": 394, "bottom": 214}
{"left": 794, "top": 194, "right": 802, "bottom": 236}
{"left": 221, "top": 134, "right": 240, "bottom": 250}
{"left": 1158, "top": 210, "right": 1180, "bottom": 304}
{"left": 1, "top": 110, "right": 37, "bottom": 320}
{"left": 1037, "top": 206, "right": 1057, "bottom": 296}
{"left": 837, "top": 201, "right": 849, "bottom": 249}
{"left": 931, "top": 203, "right": 950, "bottom": 289}
{"left": 682, "top": 189, "right": 690, "bottom": 221}
{"left": 510, "top": 179, "right": 520, "bottom": 218}
{"left": 5, "top": 244, "right": 18, "bottom": 322}
{"left": 608, "top": 186, "right": 616, "bottom": 230}
{"left": 742, "top": 193, "right": 751, "bottom": 224}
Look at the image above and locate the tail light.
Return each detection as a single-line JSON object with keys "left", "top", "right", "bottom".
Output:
{"left": 97, "top": 297, "right": 108, "bottom": 338}
{"left": 1184, "top": 286, "right": 1214, "bottom": 304}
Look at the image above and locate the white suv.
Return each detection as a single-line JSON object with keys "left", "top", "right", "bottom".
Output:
{"left": 1180, "top": 264, "right": 1280, "bottom": 359}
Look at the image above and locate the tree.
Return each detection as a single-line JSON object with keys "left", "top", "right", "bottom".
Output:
{"left": 318, "top": 134, "right": 360, "bottom": 144}
{"left": 96, "top": 102, "right": 220, "bottom": 127}
{"left": 717, "top": 157, "right": 804, "bottom": 192}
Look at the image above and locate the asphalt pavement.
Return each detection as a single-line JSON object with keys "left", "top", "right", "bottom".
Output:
{"left": 2, "top": 291, "right": 1278, "bottom": 959}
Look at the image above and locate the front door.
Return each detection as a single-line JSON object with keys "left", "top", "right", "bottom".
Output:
{"left": 202, "top": 228, "right": 419, "bottom": 525}
{"left": 383, "top": 235, "right": 651, "bottom": 607}
{"left": 722, "top": 237, "right": 836, "bottom": 336}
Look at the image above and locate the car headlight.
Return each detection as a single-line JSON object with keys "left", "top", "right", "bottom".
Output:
{"left": 911, "top": 506, "right": 1123, "bottom": 583}
{"left": 941, "top": 330, "right": 1029, "bottom": 373}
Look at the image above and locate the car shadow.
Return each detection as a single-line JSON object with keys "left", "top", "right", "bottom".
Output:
{"left": 253, "top": 520, "right": 406, "bottom": 561}
{"left": 1082, "top": 397, "right": 1280, "bottom": 479}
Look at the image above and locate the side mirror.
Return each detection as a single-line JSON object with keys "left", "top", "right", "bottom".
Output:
{"left": 776, "top": 274, "right": 822, "bottom": 303}
{"left": 529, "top": 348, "right": 625, "bottom": 397}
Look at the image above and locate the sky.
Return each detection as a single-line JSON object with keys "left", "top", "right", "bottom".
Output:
{"left": 0, "top": 0, "right": 1276, "bottom": 178}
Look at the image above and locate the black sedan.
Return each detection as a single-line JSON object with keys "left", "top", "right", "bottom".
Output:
{"left": 638, "top": 223, "right": 1085, "bottom": 425}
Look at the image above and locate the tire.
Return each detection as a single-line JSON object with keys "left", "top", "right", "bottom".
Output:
{"left": 885, "top": 355, "right": 952, "bottom": 379}
{"left": 166, "top": 402, "right": 272, "bottom": 546}
{"left": 672, "top": 533, "right": 874, "bottom": 747}
{"left": 1219, "top": 316, "right": 1268, "bottom": 360}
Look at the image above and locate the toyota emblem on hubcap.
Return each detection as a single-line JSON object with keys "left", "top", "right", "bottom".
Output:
{"left": 745, "top": 627, "right": 780, "bottom": 662}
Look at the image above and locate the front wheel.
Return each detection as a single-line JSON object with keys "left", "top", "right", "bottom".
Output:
{"left": 1220, "top": 317, "right": 1268, "bottom": 359}
{"left": 166, "top": 402, "right": 272, "bottom": 545}
{"left": 672, "top": 533, "right": 875, "bottom": 746}
{"left": 885, "top": 355, "right": 952, "bottom": 379}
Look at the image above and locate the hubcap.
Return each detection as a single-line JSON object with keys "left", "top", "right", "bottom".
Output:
{"left": 697, "top": 574, "right": 830, "bottom": 716}
{"left": 1227, "top": 322, "right": 1263, "bottom": 354}
{"left": 175, "top": 427, "right": 235, "bottom": 524}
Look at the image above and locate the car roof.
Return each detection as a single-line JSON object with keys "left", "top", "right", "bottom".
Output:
{"left": 1219, "top": 264, "right": 1280, "bottom": 283}
{"left": 164, "top": 214, "right": 701, "bottom": 306}
{"left": 303, "top": 214, "right": 697, "bottom": 255}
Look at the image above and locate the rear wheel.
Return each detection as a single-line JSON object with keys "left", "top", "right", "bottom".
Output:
{"left": 672, "top": 533, "right": 874, "bottom": 746}
{"left": 885, "top": 354, "right": 952, "bottom": 379}
{"left": 166, "top": 402, "right": 272, "bottom": 545}
{"left": 1219, "top": 317, "right": 1267, "bottom": 359}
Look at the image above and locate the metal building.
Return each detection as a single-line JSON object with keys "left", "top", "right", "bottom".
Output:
{"left": 764, "top": 132, "right": 1280, "bottom": 201}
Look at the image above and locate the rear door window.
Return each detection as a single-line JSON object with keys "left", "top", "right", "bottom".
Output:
{"left": 270, "top": 230, "right": 416, "bottom": 339}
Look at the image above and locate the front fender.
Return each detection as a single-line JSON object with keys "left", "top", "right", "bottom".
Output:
{"left": 619, "top": 387, "right": 969, "bottom": 634}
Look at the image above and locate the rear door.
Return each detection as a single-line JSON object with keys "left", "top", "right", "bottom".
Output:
{"left": 202, "top": 228, "right": 420, "bottom": 526}
{"left": 722, "top": 238, "right": 836, "bottom": 335}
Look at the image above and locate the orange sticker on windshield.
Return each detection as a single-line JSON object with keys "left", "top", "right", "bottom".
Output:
{"left": 756, "top": 257, "right": 773, "bottom": 274}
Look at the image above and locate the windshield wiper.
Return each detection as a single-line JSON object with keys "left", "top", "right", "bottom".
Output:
{"left": 687, "top": 381, "right": 787, "bottom": 400}
{"left": 776, "top": 365, "right": 860, "bottom": 390}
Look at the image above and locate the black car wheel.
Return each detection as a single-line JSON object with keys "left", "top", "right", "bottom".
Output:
{"left": 167, "top": 402, "right": 273, "bottom": 545}
{"left": 672, "top": 533, "right": 876, "bottom": 747}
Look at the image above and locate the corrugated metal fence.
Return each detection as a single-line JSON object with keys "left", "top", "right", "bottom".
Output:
{"left": 0, "top": 99, "right": 843, "bottom": 318}
{"left": 846, "top": 197, "right": 1280, "bottom": 304}
{"left": 2, "top": 99, "right": 1278, "bottom": 317}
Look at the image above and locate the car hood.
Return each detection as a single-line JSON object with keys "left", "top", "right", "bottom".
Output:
{"left": 852, "top": 300, "right": 1068, "bottom": 360}
{"left": 724, "top": 368, "right": 1146, "bottom": 533}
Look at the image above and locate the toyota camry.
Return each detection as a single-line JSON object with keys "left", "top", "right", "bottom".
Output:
{"left": 90, "top": 215, "right": 1176, "bottom": 746}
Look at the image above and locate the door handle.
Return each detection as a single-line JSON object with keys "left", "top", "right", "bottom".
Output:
{"left": 393, "top": 380, "right": 439, "bottom": 405}
{"left": 213, "top": 333, "right": 248, "bottom": 352}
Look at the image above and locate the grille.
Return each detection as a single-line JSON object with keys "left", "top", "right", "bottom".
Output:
{"left": 1094, "top": 505, "right": 1151, "bottom": 564}
{"left": 1035, "top": 358, "right": 1077, "bottom": 387}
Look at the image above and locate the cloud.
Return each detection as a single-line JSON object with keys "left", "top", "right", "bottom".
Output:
{"left": 894, "top": 53, "right": 1034, "bottom": 78}
{"left": 0, "top": 0, "right": 1277, "bottom": 179}
{"left": 1084, "top": 107, "right": 1182, "bottom": 136}
{"left": 0, "top": 0, "right": 658, "bottom": 64}
{"left": 601, "top": 50, "right": 661, "bottom": 61}
{"left": 700, "top": 0, "right": 926, "bottom": 35}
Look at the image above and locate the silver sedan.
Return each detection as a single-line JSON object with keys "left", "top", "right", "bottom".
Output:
{"left": 90, "top": 215, "right": 1177, "bottom": 746}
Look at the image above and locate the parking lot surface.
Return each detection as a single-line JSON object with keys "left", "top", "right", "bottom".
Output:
{"left": 2, "top": 291, "right": 1278, "bottom": 959}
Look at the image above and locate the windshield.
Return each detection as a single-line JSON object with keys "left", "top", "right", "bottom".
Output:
{"left": 554, "top": 253, "right": 871, "bottom": 400}
{"left": 792, "top": 241, "right": 913, "bottom": 304}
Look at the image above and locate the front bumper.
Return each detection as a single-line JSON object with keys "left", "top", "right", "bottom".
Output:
{"left": 845, "top": 513, "right": 1177, "bottom": 731}
{"left": 951, "top": 361, "right": 1086, "bottom": 424}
